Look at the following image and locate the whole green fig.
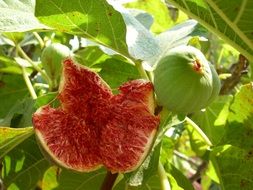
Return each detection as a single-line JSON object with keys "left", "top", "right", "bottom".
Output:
{"left": 153, "top": 45, "right": 220, "bottom": 114}
{"left": 41, "top": 43, "right": 70, "bottom": 88}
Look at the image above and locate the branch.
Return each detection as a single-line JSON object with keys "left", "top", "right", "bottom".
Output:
{"left": 220, "top": 54, "right": 249, "bottom": 94}
{"left": 100, "top": 171, "right": 118, "bottom": 190}
{"left": 189, "top": 161, "right": 208, "bottom": 182}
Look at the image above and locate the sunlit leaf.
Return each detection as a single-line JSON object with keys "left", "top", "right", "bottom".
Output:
{"left": 166, "top": 0, "right": 253, "bottom": 61}
{"left": 0, "top": 126, "right": 33, "bottom": 157}
{"left": 2, "top": 136, "right": 50, "bottom": 190}
{"left": 0, "top": 0, "right": 48, "bottom": 32}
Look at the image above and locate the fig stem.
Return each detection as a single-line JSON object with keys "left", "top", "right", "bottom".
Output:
{"left": 100, "top": 171, "right": 118, "bottom": 190}
{"left": 16, "top": 44, "right": 53, "bottom": 89}
{"left": 135, "top": 61, "right": 150, "bottom": 80}
{"left": 21, "top": 66, "right": 37, "bottom": 99}
{"left": 185, "top": 117, "right": 213, "bottom": 146}
{"left": 32, "top": 32, "right": 45, "bottom": 48}
{"left": 158, "top": 162, "right": 171, "bottom": 190}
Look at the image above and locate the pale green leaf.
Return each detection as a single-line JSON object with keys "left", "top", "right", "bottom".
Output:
{"left": 126, "top": 0, "right": 176, "bottom": 33}
{"left": 0, "top": 0, "right": 48, "bottom": 32}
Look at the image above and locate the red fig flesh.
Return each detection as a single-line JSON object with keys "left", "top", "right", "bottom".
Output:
{"left": 33, "top": 58, "right": 159, "bottom": 173}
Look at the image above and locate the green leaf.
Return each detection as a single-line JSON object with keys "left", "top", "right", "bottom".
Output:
{"left": 191, "top": 96, "right": 232, "bottom": 146}
{"left": 54, "top": 168, "right": 107, "bottom": 190}
{"left": 0, "top": 0, "right": 48, "bottom": 32}
{"left": 99, "top": 57, "right": 140, "bottom": 92}
{"left": 0, "top": 75, "right": 29, "bottom": 119}
{"left": 2, "top": 136, "right": 50, "bottom": 190}
{"left": 166, "top": 0, "right": 253, "bottom": 61}
{"left": 165, "top": 163, "right": 195, "bottom": 190}
{"left": 128, "top": 9, "right": 154, "bottom": 30}
{"left": 220, "top": 84, "right": 253, "bottom": 149}
{"left": 74, "top": 46, "right": 110, "bottom": 68}
{"left": 145, "top": 19, "right": 204, "bottom": 68}
{"left": 0, "top": 127, "right": 33, "bottom": 157}
{"left": 126, "top": 0, "right": 176, "bottom": 33}
{"left": 35, "top": 0, "right": 128, "bottom": 57}
{"left": 211, "top": 145, "right": 253, "bottom": 190}
{"left": 0, "top": 98, "right": 34, "bottom": 128}
{"left": 41, "top": 166, "right": 59, "bottom": 190}
{"left": 114, "top": 175, "right": 161, "bottom": 190}
{"left": 211, "top": 83, "right": 253, "bottom": 190}
{"left": 35, "top": 92, "right": 58, "bottom": 108}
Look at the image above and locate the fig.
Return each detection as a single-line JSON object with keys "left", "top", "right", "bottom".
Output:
{"left": 33, "top": 59, "right": 113, "bottom": 172}
{"left": 153, "top": 45, "right": 220, "bottom": 114}
{"left": 100, "top": 80, "right": 159, "bottom": 173}
{"left": 205, "top": 64, "right": 221, "bottom": 106}
{"left": 33, "top": 58, "right": 159, "bottom": 173}
{"left": 41, "top": 43, "right": 71, "bottom": 88}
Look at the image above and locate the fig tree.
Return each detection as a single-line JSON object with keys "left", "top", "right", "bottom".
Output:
{"left": 153, "top": 45, "right": 220, "bottom": 114}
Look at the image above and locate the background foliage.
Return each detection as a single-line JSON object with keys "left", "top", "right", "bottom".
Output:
{"left": 0, "top": 0, "right": 252, "bottom": 190}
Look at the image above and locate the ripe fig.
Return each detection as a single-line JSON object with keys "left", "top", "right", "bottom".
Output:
{"left": 33, "top": 59, "right": 113, "bottom": 172}
{"left": 153, "top": 45, "right": 220, "bottom": 114}
{"left": 33, "top": 58, "right": 160, "bottom": 173}
{"left": 100, "top": 80, "right": 159, "bottom": 173}
{"left": 41, "top": 43, "right": 70, "bottom": 88}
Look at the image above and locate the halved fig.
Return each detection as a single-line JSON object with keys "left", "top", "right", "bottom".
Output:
{"left": 33, "top": 58, "right": 160, "bottom": 173}
{"left": 33, "top": 58, "right": 113, "bottom": 172}
{"left": 100, "top": 80, "right": 160, "bottom": 173}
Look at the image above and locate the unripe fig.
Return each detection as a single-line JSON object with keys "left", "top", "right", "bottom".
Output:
{"left": 41, "top": 43, "right": 70, "bottom": 88}
{"left": 205, "top": 64, "right": 221, "bottom": 106}
{"left": 153, "top": 45, "right": 220, "bottom": 114}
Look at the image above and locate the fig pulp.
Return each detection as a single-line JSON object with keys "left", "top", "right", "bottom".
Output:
{"left": 33, "top": 58, "right": 159, "bottom": 173}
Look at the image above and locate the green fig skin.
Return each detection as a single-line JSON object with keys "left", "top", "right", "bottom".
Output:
{"left": 205, "top": 64, "right": 221, "bottom": 106}
{"left": 153, "top": 45, "right": 214, "bottom": 114}
{"left": 41, "top": 43, "right": 70, "bottom": 88}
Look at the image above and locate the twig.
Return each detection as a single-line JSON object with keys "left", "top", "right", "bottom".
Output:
{"left": 185, "top": 117, "right": 213, "bottom": 146}
{"left": 220, "top": 54, "right": 249, "bottom": 94}
{"left": 100, "top": 171, "right": 118, "bottom": 190}
{"left": 135, "top": 60, "right": 150, "bottom": 80}
{"left": 21, "top": 66, "right": 37, "bottom": 99}
{"left": 189, "top": 161, "right": 208, "bottom": 182}
{"left": 32, "top": 32, "right": 45, "bottom": 48}
{"left": 174, "top": 150, "right": 199, "bottom": 167}
{"left": 16, "top": 44, "right": 52, "bottom": 88}
{"left": 158, "top": 162, "right": 171, "bottom": 190}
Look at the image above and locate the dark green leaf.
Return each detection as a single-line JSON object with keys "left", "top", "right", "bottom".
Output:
{"left": 0, "top": 98, "right": 34, "bottom": 128}
{"left": 165, "top": 163, "right": 195, "bottom": 190}
{"left": 0, "top": 75, "right": 29, "bottom": 119}
{"left": 2, "top": 136, "right": 50, "bottom": 190}
{"left": 99, "top": 57, "right": 140, "bottom": 92}
{"left": 54, "top": 168, "right": 107, "bottom": 190}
